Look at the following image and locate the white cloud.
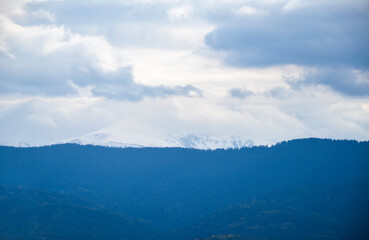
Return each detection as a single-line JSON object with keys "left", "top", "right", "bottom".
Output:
{"left": 31, "top": 9, "right": 56, "bottom": 22}
{"left": 28, "top": 113, "right": 57, "bottom": 127}
{"left": 0, "top": 10, "right": 200, "bottom": 100}
{"left": 2, "top": 83, "right": 368, "bottom": 146}
{"left": 235, "top": 5, "right": 269, "bottom": 16}
{"left": 0, "top": 39, "right": 14, "bottom": 58}
{"left": 167, "top": 4, "right": 193, "bottom": 21}
{"left": 0, "top": 15, "right": 121, "bottom": 71}
{"left": 0, "top": 0, "right": 31, "bottom": 17}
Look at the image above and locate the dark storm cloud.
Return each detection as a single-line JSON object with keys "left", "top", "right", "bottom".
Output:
{"left": 288, "top": 68, "right": 369, "bottom": 97}
{"left": 205, "top": 6, "right": 369, "bottom": 69}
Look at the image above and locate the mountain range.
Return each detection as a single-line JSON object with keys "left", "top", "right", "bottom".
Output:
{"left": 56, "top": 132, "right": 255, "bottom": 149}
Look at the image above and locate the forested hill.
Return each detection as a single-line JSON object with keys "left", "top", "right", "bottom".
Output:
{"left": 0, "top": 138, "right": 368, "bottom": 239}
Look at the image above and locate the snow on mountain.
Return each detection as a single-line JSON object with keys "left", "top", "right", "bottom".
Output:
{"left": 177, "top": 134, "right": 254, "bottom": 149}
{"left": 56, "top": 131, "right": 254, "bottom": 150}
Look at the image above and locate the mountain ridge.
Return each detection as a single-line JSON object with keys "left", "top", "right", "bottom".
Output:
{"left": 55, "top": 132, "right": 255, "bottom": 150}
{"left": 4, "top": 135, "right": 367, "bottom": 150}
{"left": 1, "top": 138, "right": 368, "bottom": 239}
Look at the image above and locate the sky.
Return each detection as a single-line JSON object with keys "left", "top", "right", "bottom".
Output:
{"left": 0, "top": 0, "right": 368, "bottom": 146}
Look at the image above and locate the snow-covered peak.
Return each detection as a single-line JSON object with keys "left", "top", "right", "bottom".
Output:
{"left": 56, "top": 131, "right": 254, "bottom": 150}
{"left": 177, "top": 134, "right": 254, "bottom": 149}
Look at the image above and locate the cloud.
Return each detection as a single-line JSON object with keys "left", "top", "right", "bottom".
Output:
{"left": 167, "top": 4, "right": 193, "bottom": 21}
{"left": 0, "top": 0, "right": 368, "bottom": 147}
{"left": 0, "top": 97, "right": 114, "bottom": 146}
{"left": 288, "top": 68, "right": 369, "bottom": 97}
{"left": 31, "top": 9, "right": 56, "bottom": 22}
{"left": 22, "top": 0, "right": 211, "bottom": 50}
{"left": 229, "top": 88, "right": 254, "bottom": 98}
{"left": 234, "top": 6, "right": 269, "bottom": 16}
{"left": 204, "top": 1, "right": 369, "bottom": 69}
{"left": 0, "top": 10, "right": 201, "bottom": 100}
{"left": 268, "top": 87, "right": 291, "bottom": 99}
{"left": 92, "top": 81, "right": 202, "bottom": 101}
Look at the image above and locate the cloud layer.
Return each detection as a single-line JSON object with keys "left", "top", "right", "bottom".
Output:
{"left": 288, "top": 68, "right": 369, "bottom": 97}
{"left": 0, "top": 4, "right": 200, "bottom": 100}
{"left": 205, "top": 1, "right": 369, "bottom": 69}
{"left": 0, "top": 0, "right": 368, "bottom": 146}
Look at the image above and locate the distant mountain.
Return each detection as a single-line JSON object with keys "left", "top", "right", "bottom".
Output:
{"left": 55, "top": 131, "right": 255, "bottom": 149}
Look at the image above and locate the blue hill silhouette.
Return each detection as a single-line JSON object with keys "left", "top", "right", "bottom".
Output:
{"left": 0, "top": 138, "right": 368, "bottom": 239}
